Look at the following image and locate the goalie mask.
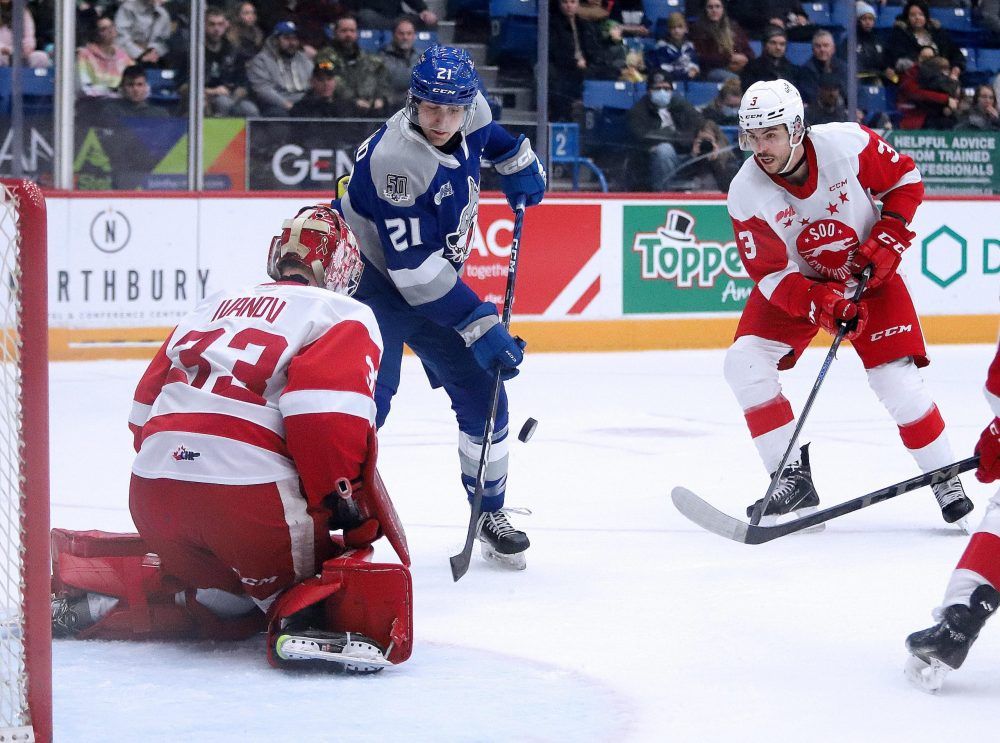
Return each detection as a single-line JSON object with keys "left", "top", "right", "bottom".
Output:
{"left": 738, "top": 79, "right": 806, "bottom": 175}
{"left": 267, "top": 206, "right": 363, "bottom": 296}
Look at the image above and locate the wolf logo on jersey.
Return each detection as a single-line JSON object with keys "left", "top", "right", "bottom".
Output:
{"left": 445, "top": 177, "right": 479, "bottom": 263}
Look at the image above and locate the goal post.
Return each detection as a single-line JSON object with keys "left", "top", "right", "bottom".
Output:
{"left": 0, "top": 179, "right": 51, "bottom": 743}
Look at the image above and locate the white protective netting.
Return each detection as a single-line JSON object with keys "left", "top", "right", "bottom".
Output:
{"left": 0, "top": 182, "right": 32, "bottom": 737}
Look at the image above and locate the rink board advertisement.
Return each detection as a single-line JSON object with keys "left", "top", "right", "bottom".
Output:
{"left": 42, "top": 193, "right": 997, "bottom": 358}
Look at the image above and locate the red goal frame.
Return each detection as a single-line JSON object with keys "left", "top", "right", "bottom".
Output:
{"left": 0, "top": 178, "right": 51, "bottom": 743}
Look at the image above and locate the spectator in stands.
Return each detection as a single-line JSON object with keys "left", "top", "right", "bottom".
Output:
{"left": 77, "top": 15, "right": 133, "bottom": 98}
{"left": 290, "top": 1, "right": 348, "bottom": 55}
{"left": 549, "top": 0, "right": 607, "bottom": 121}
{"left": 977, "top": 0, "right": 1000, "bottom": 44}
{"left": 796, "top": 29, "right": 846, "bottom": 106}
{"left": 690, "top": 0, "right": 753, "bottom": 83}
{"left": 806, "top": 73, "right": 850, "bottom": 125}
{"left": 677, "top": 119, "right": 740, "bottom": 191}
{"left": 840, "top": 2, "right": 892, "bottom": 85}
{"left": 102, "top": 63, "right": 169, "bottom": 118}
{"left": 227, "top": 2, "right": 265, "bottom": 62}
{"left": 740, "top": 25, "right": 797, "bottom": 90}
{"left": 380, "top": 16, "right": 419, "bottom": 111}
{"left": 318, "top": 15, "right": 388, "bottom": 116}
{"left": 609, "top": 0, "right": 651, "bottom": 39}
{"left": 0, "top": 0, "right": 51, "bottom": 68}
{"left": 344, "top": 0, "right": 436, "bottom": 30}
{"left": 647, "top": 12, "right": 700, "bottom": 82}
{"left": 723, "top": 0, "right": 811, "bottom": 40}
{"left": 886, "top": 1, "right": 964, "bottom": 80}
{"left": 627, "top": 71, "right": 703, "bottom": 191}
{"left": 115, "top": 0, "right": 172, "bottom": 67}
{"left": 289, "top": 59, "right": 352, "bottom": 117}
{"left": 204, "top": 5, "right": 259, "bottom": 117}
{"left": 247, "top": 20, "right": 312, "bottom": 116}
{"left": 898, "top": 51, "right": 961, "bottom": 129}
{"left": 955, "top": 85, "right": 1000, "bottom": 130}
{"left": 701, "top": 76, "right": 742, "bottom": 125}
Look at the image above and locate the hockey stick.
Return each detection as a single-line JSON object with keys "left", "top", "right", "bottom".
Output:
{"left": 672, "top": 456, "right": 979, "bottom": 545}
{"left": 450, "top": 196, "right": 527, "bottom": 582}
{"left": 750, "top": 266, "right": 872, "bottom": 524}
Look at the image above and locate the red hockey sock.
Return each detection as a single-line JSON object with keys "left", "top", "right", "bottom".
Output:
{"left": 898, "top": 404, "right": 945, "bottom": 450}
{"left": 744, "top": 394, "right": 793, "bottom": 438}
{"left": 957, "top": 532, "right": 1000, "bottom": 590}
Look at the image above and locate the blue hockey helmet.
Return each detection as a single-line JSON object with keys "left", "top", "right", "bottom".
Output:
{"left": 405, "top": 45, "right": 480, "bottom": 133}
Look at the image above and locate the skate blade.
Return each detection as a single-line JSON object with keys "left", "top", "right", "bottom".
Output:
{"left": 904, "top": 654, "right": 949, "bottom": 694}
{"left": 275, "top": 634, "right": 391, "bottom": 672}
{"left": 479, "top": 541, "right": 527, "bottom": 570}
{"left": 759, "top": 506, "right": 826, "bottom": 533}
{"left": 955, "top": 516, "right": 972, "bottom": 535}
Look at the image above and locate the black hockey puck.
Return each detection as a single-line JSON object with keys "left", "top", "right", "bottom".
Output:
{"left": 518, "top": 417, "right": 538, "bottom": 443}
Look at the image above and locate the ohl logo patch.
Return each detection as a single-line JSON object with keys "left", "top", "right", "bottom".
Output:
{"left": 795, "top": 218, "right": 859, "bottom": 281}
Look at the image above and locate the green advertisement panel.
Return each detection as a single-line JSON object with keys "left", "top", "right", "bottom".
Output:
{"left": 623, "top": 203, "right": 753, "bottom": 314}
{"left": 884, "top": 130, "right": 1000, "bottom": 194}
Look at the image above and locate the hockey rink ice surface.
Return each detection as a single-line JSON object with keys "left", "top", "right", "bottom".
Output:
{"left": 50, "top": 344, "right": 1000, "bottom": 741}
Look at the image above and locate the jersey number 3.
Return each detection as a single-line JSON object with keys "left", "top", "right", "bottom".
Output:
{"left": 172, "top": 328, "right": 288, "bottom": 405}
{"left": 737, "top": 230, "right": 757, "bottom": 260}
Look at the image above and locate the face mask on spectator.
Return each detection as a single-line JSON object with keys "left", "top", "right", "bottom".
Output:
{"left": 650, "top": 89, "right": 673, "bottom": 107}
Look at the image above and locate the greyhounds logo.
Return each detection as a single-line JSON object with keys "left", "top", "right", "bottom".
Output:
{"left": 795, "top": 218, "right": 859, "bottom": 281}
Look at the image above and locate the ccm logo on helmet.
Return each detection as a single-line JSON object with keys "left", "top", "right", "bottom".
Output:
{"left": 870, "top": 324, "right": 912, "bottom": 341}
{"left": 431, "top": 87, "right": 458, "bottom": 94}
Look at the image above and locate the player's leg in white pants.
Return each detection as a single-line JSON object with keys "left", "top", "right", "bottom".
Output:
{"left": 723, "top": 335, "right": 800, "bottom": 474}
{"left": 865, "top": 357, "right": 956, "bottom": 472}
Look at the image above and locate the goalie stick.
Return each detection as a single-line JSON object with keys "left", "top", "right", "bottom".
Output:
{"left": 450, "top": 197, "right": 527, "bottom": 582}
{"left": 671, "top": 456, "right": 979, "bottom": 545}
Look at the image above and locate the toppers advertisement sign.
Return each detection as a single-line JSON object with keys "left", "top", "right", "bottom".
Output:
{"left": 623, "top": 204, "right": 752, "bottom": 314}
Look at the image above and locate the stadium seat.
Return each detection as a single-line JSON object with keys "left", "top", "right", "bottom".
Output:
{"left": 582, "top": 80, "right": 642, "bottom": 109}
{"left": 144, "top": 68, "right": 179, "bottom": 102}
{"left": 642, "top": 0, "right": 683, "bottom": 24}
{"left": 930, "top": 7, "right": 973, "bottom": 33}
{"left": 749, "top": 39, "right": 762, "bottom": 57}
{"left": 489, "top": 15, "right": 537, "bottom": 63}
{"left": 785, "top": 42, "right": 813, "bottom": 65}
{"left": 0, "top": 67, "right": 54, "bottom": 116}
{"left": 960, "top": 47, "right": 978, "bottom": 72}
{"left": 549, "top": 122, "right": 608, "bottom": 191}
{"left": 683, "top": 80, "right": 722, "bottom": 107}
{"left": 413, "top": 30, "right": 437, "bottom": 53}
{"left": 489, "top": 0, "right": 537, "bottom": 16}
{"left": 804, "top": 2, "right": 832, "bottom": 26}
{"left": 875, "top": 8, "right": 898, "bottom": 28}
{"left": 358, "top": 29, "right": 386, "bottom": 53}
{"left": 976, "top": 48, "right": 1000, "bottom": 74}
{"left": 830, "top": 0, "right": 868, "bottom": 29}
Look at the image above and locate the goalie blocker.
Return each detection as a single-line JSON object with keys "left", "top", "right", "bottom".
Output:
{"left": 50, "top": 434, "right": 413, "bottom": 669}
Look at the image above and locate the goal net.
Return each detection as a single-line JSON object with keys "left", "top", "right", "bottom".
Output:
{"left": 0, "top": 179, "right": 50, "bottom": 743}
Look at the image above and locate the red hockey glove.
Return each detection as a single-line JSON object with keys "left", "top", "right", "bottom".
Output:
{"left": 975, "top": 417, "right": 1000, "bottom": 484}
{"left": 849, "top": 216, "right": 916, "bottom": 290}
{"left": 803, "top": 282, "right": 868, "bottom": 341}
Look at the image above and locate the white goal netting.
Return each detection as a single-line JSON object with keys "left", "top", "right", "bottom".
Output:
{"left": 0, "top": 180, "right": 47, "bottom": 742}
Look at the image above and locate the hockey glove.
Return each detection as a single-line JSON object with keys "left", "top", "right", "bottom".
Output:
{"left": 849, "top": 216, "right": 915, "bottom": 290}
{"left": 456, "top": 301, "right": 526, "bottom": 380}
{"left": 975, "top": 417, "right": 1000, "bottom": 484}
{"left": 803, "top": 282, "right": 869, "bottom": 341}
{"left": 494, "top": 135, "right": 546, "bottom": 210}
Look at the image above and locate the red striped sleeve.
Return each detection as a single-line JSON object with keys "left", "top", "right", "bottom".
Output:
{"left": 856, "top": 125, "right": 924, "bottom": 223}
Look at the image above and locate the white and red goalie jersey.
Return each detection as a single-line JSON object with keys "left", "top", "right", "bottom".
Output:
{"left": 129, "top": 281, "right": 383, "bottom": 507}
{"left": 727, "top": 122, "right": 924, "bottom": 313}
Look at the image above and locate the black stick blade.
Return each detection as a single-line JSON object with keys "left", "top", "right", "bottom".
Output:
{"left": 450, "top": 551, "right": 472, "bottom": 582}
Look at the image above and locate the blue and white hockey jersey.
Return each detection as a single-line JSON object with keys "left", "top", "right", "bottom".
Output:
{"left": 340, "top": 92, "right": 518, "bottom": 329}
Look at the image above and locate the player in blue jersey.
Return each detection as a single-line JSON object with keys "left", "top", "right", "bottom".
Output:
{"left": 338, "top": 45, "right": 546, "bottom": 570}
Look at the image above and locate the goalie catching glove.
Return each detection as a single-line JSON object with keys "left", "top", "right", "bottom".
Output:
{"left": 800, "top": 281, "right": 868, "bottom": 341}
{"left": 849, "top": 216, "right": 915, "bottom": 290}
{"left": 493, "top": 134, "right": 546, "bottom": 210}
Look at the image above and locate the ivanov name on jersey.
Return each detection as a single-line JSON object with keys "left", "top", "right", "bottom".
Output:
{"left": 341, "top": 92, "right": 520, "bottom": 329}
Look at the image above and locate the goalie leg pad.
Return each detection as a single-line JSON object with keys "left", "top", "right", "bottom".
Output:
{"left": 50, "top": 529, "right": 264, "bottom": 641}
{"left": 266, "top": 548, "right": 413, "bottom": 668}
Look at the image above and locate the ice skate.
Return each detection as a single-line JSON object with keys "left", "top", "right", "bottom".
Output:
{"left": 746, "top": 444, "right": 824, "bottom": 530}
{"left": 930, "top": 476, "right": 974, "bottom": 529}
{"left": 51, "top": 593, "right": 93, "bottom": 638}
{"left": 904, "top": 583, "right": 1000, "bottom": 693}
{"left": 477, "top": 508, "right": 530, "bottom": 570}
{"left": 274, "top": 630, "right": 390, "bottom": 674}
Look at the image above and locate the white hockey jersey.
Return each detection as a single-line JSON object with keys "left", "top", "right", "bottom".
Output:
{"left": 727, "top": 122, "right": 923, "bottom": 315}
{"left": 129, "top": 281, "right": 382, "bottom": 505}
